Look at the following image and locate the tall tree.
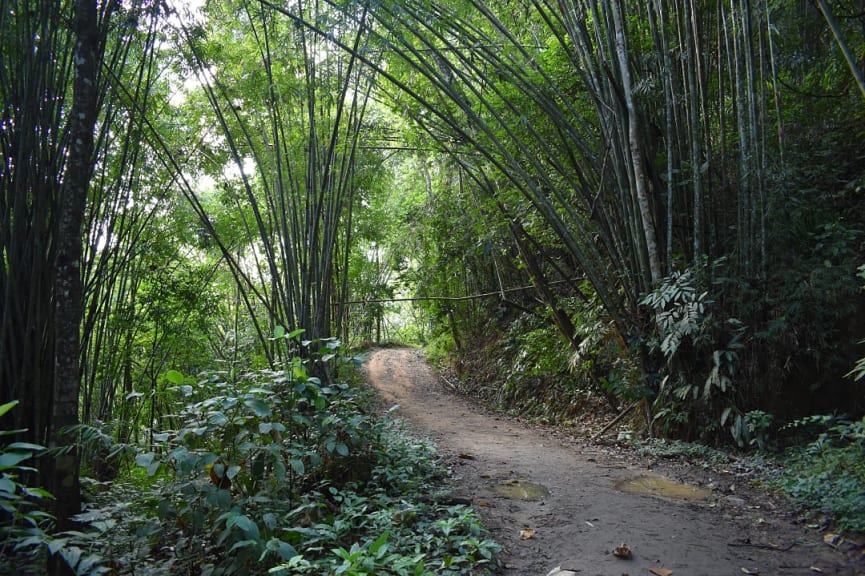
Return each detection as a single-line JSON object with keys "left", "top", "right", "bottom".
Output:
{"left": 0, "top": 0, "right": 156, "bottom": 553}
{"left": 48, "top": 0, "right": 102, "bottom": 539}
{"left": 167, "top": 0, "right": 383, "bottom": 357}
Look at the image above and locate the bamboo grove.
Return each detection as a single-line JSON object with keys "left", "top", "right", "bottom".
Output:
{"left": 1, "top": 0, "right": 864, "bottom": 561}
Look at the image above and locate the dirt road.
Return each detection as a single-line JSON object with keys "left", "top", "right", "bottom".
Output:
{"left": 364, "top": 347, "right": 861, "bottom": 576}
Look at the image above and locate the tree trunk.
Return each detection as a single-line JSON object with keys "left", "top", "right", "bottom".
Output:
{"left": 49, "top": 2, "right": 100, "bottom": 567}
{"left": 611, "top": 0, "right": 662, "bottom": 286}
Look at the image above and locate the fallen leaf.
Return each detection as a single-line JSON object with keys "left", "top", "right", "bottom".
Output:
{"left": 809, "top": 567, "right": 824, "bottom": 573}
{"left": 477, "top": 500, "right": 490, "bottom": 507}
{"left": 545, "top": 567, "right": 578, "bottom": 576}
{"left": 649, "top": 569, "right": 673, "bottom": 576}
{"left": 823, "top": 533, "right": 841, "bottom": 548}
{"left": 519, "top": 528, "right": 535, "bottom": 540}
{"left": 458, "top": 453, "right": 475, "bottom": 460}
{"left": 741, "top": 568, "right": 759, "bottom": 575}
{"left": 612, "top": 543, "right": 632, "bottom": 559}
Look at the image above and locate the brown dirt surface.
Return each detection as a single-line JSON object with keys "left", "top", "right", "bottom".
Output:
{"left": 363, "top": 347, "right": 865, "bottom": 576}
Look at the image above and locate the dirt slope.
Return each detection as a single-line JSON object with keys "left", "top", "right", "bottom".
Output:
{"left": 363, "top": 347, "right": 862, "bottom": 576}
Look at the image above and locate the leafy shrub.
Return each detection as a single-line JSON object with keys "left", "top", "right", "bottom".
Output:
{"left": 777, "top": 415, "right": 865, "bottom": 533}
{"left": 566, "top": 290, "right": 641, "bottom": 408}
{"left": 275, "top": 427, "right": 499, "bottom": 575}
{"left": 641, "top": 263, "right": 751, "bottom": 445}
{"left": 497, "top": 313, "right": 570, "bottom": 409}
{"left": 0, "top": 401, "right": 55, "bottom": 573}
{"left": 66, "top": 353, "right": 499, "bottom": 575}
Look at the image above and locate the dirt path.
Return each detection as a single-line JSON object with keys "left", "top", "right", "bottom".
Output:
{"left": 364, "top": 347, "right": 862, "bottom": 576}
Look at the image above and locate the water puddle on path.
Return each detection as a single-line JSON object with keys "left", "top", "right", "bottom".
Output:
{"left": 492, "top": 480, "right": 551, "bottom": 500}
{"left": 614, "top": 475, "right": 710, "bottom": 501}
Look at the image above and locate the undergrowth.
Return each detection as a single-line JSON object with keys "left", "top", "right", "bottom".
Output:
{"left": 635, "top": 417, "right": 865, "bottom": 536}
{"left": 2, "top": 347, "right": 499, "bottom": 575}
{"left": 774, "top": 415, "right": 865, "bottom": 534}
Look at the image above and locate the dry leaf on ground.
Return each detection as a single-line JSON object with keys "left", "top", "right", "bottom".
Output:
{"left": 519, "top": 528, "right": 535, "bottom": 540}
{"left": 649, "top": 569, "right": 673, "bottom": 576}
{"left": 612, "top": 543, "right": 632, "bottom": 559}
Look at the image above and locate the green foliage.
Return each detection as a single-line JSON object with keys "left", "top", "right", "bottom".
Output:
{"left": 500, "top": 314, "right": 564, "bottom": 397}
{"left": 642, "top": 264, "right": 750, "bottom": 445}
{"left": 423, "top": 331, "right": 457, "bottom": 369}
{"left": 847, "top": 264, "right": 865, "bottom": 382}
{"left": 62, "top": 360, "right": 498, "bottom": 575}
{"left": 0, "top": 402, "right": 109, "bottom": 576}
{"left": 0, "top": 401, "right": 55, "bottom": 570}
{"left": 777, "top": 415, "right": 865, "bottom": 533}
{"left": 634, "top": 437, "right": 733, "bottom": 466}
{"left": 743, "top": 410, "right": 774, "bottom": 452}
{"left": 567, "top": 291, "right": 641, "bottom": 406}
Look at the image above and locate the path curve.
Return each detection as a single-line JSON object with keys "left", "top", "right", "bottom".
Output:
{"left": 364, "top": 347, "right": 859, "bottom": 576}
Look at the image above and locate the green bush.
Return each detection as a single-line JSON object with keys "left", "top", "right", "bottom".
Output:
{"left": 0, "top": 401, "right": 55, "bottom": 573}
{"left": 65, "top": 351, "right": 499, "bottom": 575}
{"left": 777, "top": 415, "right": 865, "bottom": 533}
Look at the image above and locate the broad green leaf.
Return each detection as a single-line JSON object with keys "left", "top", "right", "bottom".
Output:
{"left": 288, "top": 458, "right": 304, "bottom": 476}
{"left": 165, "top": 370, "right": 184, "bottom": 385}
{"left": 287, "top": 328, "right": 305, "bottom": 339}
{"left": 335, "top": 443, "right": 349, "bottom": 457}
{"left": 6, "top": 442, "right": 45, "bottom": 452}
{"left": 0, "top": 475, "right": 16, "bottom": 494}
{"left": 22, "top": 486, "right": 53, "bottom": 499}
{"left": 47, "top": 538, "right": 69, "bottom": 555}
{"left": 273, "top": 325, "right": 286, "bottom": 339}
{"left": 263, "top": 537, "right": 298, "bottom": 561}
{"left": 75, "top": 554, "right": 102, "bottom": 574}
{"left": 273, "top": 457, "right": 286, "bottom": 480}
{"left": 208, "top": 412, "right": 229, "bottom": 426}
{"left": 0, "top": 452, "right": 32, "bottom": 469}
{"left": 135, "top": 452, "right": 155, "bottom": 468}
{"left": 58, "top": 545, "right": 82, "bottom": 569}
{"left": 244, "top": 398, "right": 272, "bottom": 417}
{"left": 234, "top": 515, "right": 260, "bottom": 541}
{"left": 0, "top": 400, "right": 19, "bottom": 419}
{"left": 229, "top": 539, "right": 258, "bottom": 553}
{"left": 369, "top": 530, "right": 389, "bottom": 555}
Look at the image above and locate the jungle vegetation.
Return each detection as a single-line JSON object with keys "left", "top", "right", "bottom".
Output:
{"left": 0, "top": 0, "right": 863, "bottom": 573}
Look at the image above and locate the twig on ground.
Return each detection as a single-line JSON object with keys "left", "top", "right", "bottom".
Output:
{"left": 593, "top": 402, "right": 637, "bottom": 440}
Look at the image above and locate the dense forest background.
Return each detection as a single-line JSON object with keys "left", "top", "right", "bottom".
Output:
{"left": 1, "top": 0, "right": 864, "bottom": 573}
